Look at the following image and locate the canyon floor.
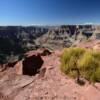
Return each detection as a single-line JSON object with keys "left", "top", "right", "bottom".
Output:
{"left": 0, "top": 49, "right": 100, "bottom": 100}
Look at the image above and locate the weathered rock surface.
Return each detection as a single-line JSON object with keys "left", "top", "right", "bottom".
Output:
{"left": 0, "top": 50, "right": 100, "bottom": 100}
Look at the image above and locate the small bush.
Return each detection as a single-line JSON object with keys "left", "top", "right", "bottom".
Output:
{"left": 60, "top": 47, "right": 100, "bottom": 83}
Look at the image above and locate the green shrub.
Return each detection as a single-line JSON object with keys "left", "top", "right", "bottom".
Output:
{"left": 60, "top": 47, "right": 100, "bottom": 83}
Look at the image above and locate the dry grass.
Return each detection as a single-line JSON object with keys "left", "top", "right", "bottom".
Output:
{"left": 60, "top": 47, "right": 100, "bottom": 83}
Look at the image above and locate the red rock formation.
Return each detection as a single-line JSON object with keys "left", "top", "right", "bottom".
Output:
{"left": 0, "top": 49, "right": 100, "bottom": 100}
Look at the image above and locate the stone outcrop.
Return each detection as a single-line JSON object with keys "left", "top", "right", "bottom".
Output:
{"left": 0, "top": 50, "right": 45, "bottom": 76}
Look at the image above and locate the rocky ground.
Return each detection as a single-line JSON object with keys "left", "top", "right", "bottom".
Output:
{"left": 0, "top": 48, "right": 100, "bottom": 100}
{"left": 75, "top": 39, "right": 100, "bottom": 50}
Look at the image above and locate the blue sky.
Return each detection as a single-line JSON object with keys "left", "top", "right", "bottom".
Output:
{"left": 0, "top": 0, "right": 100, "bottom": 25}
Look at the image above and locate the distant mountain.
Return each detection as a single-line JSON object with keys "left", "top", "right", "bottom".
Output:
{"left": 0, "top": 25, "right": 100, "bottom": 64}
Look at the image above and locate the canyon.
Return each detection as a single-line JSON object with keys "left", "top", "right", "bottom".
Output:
{"left": 0, "top": 25, "right": 100, "bottom": 100}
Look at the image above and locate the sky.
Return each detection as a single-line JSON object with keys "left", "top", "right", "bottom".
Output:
{"left": 0, "top": 0, "right": 100, "bottom": 25}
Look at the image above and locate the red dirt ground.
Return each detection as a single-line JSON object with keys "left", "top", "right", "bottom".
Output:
{"left": 0, "top": 49, "right": 100, "bottom": 100}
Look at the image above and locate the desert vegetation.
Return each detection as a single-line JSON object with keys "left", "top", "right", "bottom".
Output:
{"left": 60, "top": 47, "right": 100, "bottom": 83}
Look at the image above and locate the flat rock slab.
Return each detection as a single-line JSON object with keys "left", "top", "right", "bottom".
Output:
{"left": 0, "top": 74, "right": 34, "bottom": 96}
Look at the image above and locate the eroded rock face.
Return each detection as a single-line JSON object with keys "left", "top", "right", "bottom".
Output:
{"left": 22, "top": 54, "right": 44, "bottom": 76}
{"left": 1, "top": 50, "right": 45, "bottom": 76}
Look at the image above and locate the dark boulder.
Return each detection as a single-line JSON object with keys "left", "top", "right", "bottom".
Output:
{"left": 22, "top": 54, "right": 44, "bottom": 76}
